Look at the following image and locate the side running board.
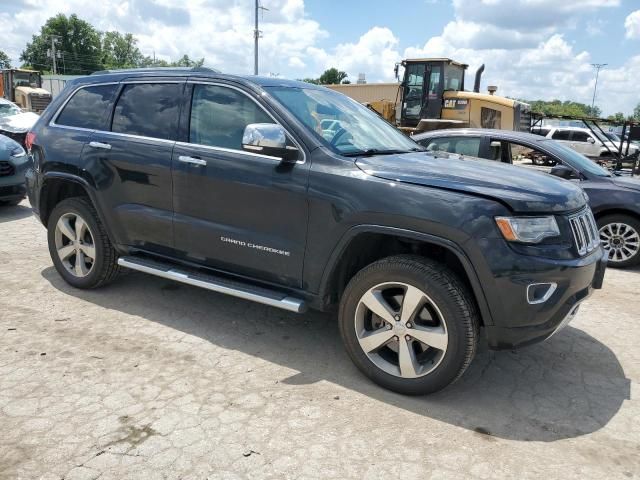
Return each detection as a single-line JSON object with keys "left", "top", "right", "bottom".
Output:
{"left": 117, "top": 256, "right": 307, "bottom": 313}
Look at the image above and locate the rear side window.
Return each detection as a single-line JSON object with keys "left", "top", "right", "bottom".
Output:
{"left": 189, "top": 84, "right": 274, "bottom": 150}
{"left": 552, "top": 130, "right": 571, "bottom": 140}
{"left": 424, "top": 136, "right": 481, "bottom": 156}
{"left": 55, "top": 84, "right": 118, "bottom": 130}
{"left": 481, "top": 107, "right": 501, "bottom": 129}
{"left": 112, "top": 83, "right": 181, "bottom": 140}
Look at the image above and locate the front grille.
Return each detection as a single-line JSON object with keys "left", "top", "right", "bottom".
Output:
{"left": 569, "top": 209, "right": 599, "bottom": 256}
{"left": 0, "top": 161, "right": 15, "bottom": 177}
{"left": 28, "top": 94, "right": 51, "bottom": 113}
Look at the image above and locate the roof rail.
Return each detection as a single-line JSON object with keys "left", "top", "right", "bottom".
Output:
{"left": 90, "top": 66, "right": 220, "bottom": 75}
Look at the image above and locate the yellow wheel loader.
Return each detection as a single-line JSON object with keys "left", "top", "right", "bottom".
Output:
{"left": 328, "top": 58, "right": 531, "bottom": 134}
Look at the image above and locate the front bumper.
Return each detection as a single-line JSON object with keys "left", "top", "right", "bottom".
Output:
{"left": 482, "top": 246, "right": 607, "bottom": 350}
{"left": 0, "top": 155, "right": 30, "bottom": 201}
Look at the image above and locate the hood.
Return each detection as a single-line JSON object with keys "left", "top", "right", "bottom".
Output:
{"left": 355, "top": 152, "right": 587, "bottom": 213}
{"left": 611, "top": 175, "right": 640, "bottom": 192}
{"left": 602, "top": 141, "right": 639, "bottom": 152}
{"left": 0, "top": 111, "right": 39, "bottom": 133}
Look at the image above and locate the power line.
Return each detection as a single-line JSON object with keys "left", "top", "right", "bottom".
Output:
{"left": 590, "top": 63, "right": 607, "bottom": 111}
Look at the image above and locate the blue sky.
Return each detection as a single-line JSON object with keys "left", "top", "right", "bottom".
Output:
{"left": 3, "top": 0, "right": 640, "bottom": 114}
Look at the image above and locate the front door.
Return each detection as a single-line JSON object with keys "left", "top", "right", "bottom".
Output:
{"left": 171, "top": 82, "right": 310, "bottom": 287}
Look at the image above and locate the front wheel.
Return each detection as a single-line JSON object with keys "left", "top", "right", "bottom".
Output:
{"left": 597, "top": 214, "right": 640, "bottom": 268}
{"left": 338, "top": 255, "right": 479, "bottom": 395}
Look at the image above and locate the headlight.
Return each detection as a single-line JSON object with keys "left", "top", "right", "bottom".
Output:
{"left": 10, "top": 146, "right": 26, "bottom": 158}
{"left": 495, "top": 216, "right": 560, "bottom": 243}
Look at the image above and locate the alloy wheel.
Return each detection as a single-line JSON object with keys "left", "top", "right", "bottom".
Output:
{"left": 54, "top": 212, "right": 96, "bottom": 277}
{"left": 599, "top": 222, "right": 640, "bottom": 263}
{"left": 354, "top": 282, "right": 449, "bottom": 379}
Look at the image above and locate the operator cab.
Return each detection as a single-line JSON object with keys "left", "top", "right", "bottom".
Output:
{"left": 396, "top": 58, "right": 468, "bottom": 127}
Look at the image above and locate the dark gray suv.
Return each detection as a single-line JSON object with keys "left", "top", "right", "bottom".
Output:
{"left": 25, "top": 68, "right": 606, "bottom": 394}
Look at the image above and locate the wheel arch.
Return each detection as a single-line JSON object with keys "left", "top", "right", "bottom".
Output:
{"left": 39, "top": 174, "right": 117, "bottom": 248}
{"left": 593, "top": 208, "right": 640, "bottom": 224}
{"left": 317, "top": 225, "right": 494, "bottom": 326}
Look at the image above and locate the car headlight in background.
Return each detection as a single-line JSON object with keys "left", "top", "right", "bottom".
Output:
{"left": 495, "top": 216, "right": 560, "bottom": 243}
{"left": 10, "top": 146, "right": 26, "bottom": 158}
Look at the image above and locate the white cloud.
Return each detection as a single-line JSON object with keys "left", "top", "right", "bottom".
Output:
{"left": 625, "top": 10, "right": 640, "bottom": 39}
{"left": 0, "top": 0, "right": 326, "bottom": 77}
{"left": 306, "top": 27, "right": 400, "bottom": 82}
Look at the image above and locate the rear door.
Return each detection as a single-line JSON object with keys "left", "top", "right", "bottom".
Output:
{"left": 550, "top": 129, "right": 574, "bottom": 151}
{"left": 171, "top": 82, "right": 310, "bottom": 287}
{"left": 82, "top": 80, "right": 184, "bottom": 253}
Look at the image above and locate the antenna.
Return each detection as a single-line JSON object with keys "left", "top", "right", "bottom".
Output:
{"left": 254, "top": 0, "right": 268, "bottom": 75}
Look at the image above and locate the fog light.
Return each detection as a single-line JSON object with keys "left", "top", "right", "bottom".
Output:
{"left": 527, "top": 282, "right": 557, "bottom": 304}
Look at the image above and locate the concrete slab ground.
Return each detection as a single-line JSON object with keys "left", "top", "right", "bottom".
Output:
{"left": 0, "top": 200, "right": 638, "bottom": 479}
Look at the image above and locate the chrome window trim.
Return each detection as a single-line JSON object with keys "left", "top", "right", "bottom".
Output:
{"left": 186, "top": 80, "right": 306, "bottom": 164}
{"left": 175, "top": 141, "right": 282, "bottom": 162}
{"left": 98, "top": 130, "right": 177, "bottom": 145}
{"left": 49, "top": 82, "right": 120, "bottom": 130}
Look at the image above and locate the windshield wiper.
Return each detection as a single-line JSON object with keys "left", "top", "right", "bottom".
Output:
{"left": 342, "top": 148, "right": 417, "bottom": 157}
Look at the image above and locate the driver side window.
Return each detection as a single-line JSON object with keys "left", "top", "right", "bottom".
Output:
{"left": 190, "top": 84, "right": 274, "bottom": 150}
{"left": 508, "top": 142, "right": 570, "bottom": 174}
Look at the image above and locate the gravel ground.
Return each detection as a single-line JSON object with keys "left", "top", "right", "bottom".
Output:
{"left": 0, "top": 200, "right": 638, "bottom": 480}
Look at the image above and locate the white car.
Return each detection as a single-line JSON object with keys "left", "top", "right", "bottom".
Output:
{"left": 532, "top": 126, "right": 640, "bottom": 159}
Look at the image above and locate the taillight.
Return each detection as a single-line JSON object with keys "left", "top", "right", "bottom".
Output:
{"left": 25, "top": 131, "right": 36, "bottom": 151}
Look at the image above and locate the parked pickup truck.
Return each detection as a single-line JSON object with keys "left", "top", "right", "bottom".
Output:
{"left": 25, "top": 68, "right": 607, "bottom": 395}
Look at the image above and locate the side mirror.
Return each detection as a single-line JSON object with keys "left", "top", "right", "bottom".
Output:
{"left": 587, "top": 137, "right": 596, "bottom": 144}
{"left": 549, "top": 164, "right": 576, "bottom": 180}
{"left": 242, "top": 123, "right": 299, "bottom": 162}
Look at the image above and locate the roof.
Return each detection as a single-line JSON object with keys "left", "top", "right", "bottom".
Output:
{"left": 443, "top": 90, "right": 518, "bottom": 108}
{"left": 412, "top": 128, "right": 547, "bottom": 144}
{"left": 0, "top": 97, "right": 17, "bottom": 105}
{"left": 75, "top": 68, "right": 323, "bottom": 91}
{"left": 402, "top": 58, "right": 468, "bottom": 69}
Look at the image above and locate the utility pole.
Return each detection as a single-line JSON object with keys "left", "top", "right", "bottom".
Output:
{"left": 254, "top": 0, "right": 268, "bottom": 75}
{"left": 48, "top": 35, "right": 60, "bottom": 75}
{"left": 590, "top": 63, "right": 607, "bottom": 112}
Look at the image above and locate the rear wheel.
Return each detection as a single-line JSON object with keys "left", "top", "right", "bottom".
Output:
{"left": 597, "top": 214, "right": 640, "bottom": 268}
{"left": 339, "top": 255, "right": 479, "bottom": 395}
{"left": 47, "top": 197, "right": 121, "bottom": 288}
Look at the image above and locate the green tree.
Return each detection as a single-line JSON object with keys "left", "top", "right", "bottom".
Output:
{"left": 607, "top": 112, "right": 626, "bottom": 123}
{"left": 318, "top": 67, "right": 349, "bottom": 85}
{"left": 21, "top": 14, "right": 103, "bottom": 74}
{"left": 525, "top": 99, "right": 601, "bottom": 118}
{"left": 0, "top": 50, "right": 11, "bottom": 69}
{"left": 301, "top": 68, "right": 350, "bottom": 85}
{"left": 139, "top": 54, "right": 205, "bottom": 68}
{"left": 633, "top": 102, "right": 640, "bottom": 121}
{"left": 101, "top": 31, "right": 143, "bottom": 69}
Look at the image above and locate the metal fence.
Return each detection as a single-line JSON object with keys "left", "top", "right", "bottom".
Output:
{"left": 41, "top": 75, "right": 83, "bottom": 98}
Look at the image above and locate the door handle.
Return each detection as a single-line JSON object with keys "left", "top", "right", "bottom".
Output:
{"left": 178, "top": 155, "right": 207, "bottom": 166}
{"left": 88, "top": 141, "right": 112, "bottom": 150}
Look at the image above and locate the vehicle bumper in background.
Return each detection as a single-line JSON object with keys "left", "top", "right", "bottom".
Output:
{"left": 0, "top": 155, "right": 30, "bottom": 201}
{"left": 484, "top": 247, "right": 607, "bottom": 350}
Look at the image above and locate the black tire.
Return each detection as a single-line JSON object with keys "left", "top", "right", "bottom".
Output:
{"left": 338, "top": 255, "right": 479, "bottom": 395}
{"left": 597, "top": 214, "right": 640, "bottom": 268}
{"left": 47, "top": 197, "right": 121, "bottom": 288}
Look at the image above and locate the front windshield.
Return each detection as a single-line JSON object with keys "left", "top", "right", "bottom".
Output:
{"left": 606, "top": 132, "right": 621, "bottom": 142}
{"left": 0, "top": 103, "right": 21, "bottom": 118}
{"left": 541, "top": 139, "right": 611, "bottom": 177}
{"left": 266, "top": 86, "right": 422, "bottom": 156}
